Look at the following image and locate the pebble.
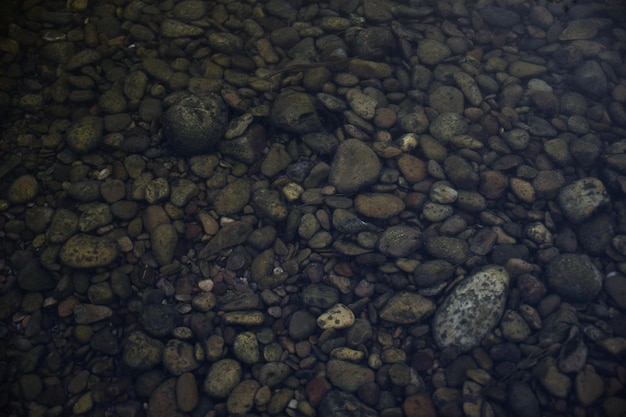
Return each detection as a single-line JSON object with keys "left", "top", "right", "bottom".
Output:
{"left": 558, "top": 177, "right": 610, "bottom": 223}
{"left": 545, "top": 253, "right": 603, "bottom": 302}
{"left": 326, "top": 360, "right": 375, "bottom": 393}
{"left": 433, "top": 265, "right": 509, "bottom": 351}
{"left": 65, "top": 115, "right": 103, "bottom": 153}
{"left": 379, "top": 292, "right": 435, "bottom": 324}
{"left": 122, "top": 331, "right": 164, "bottom": 371}
{"left": 176, "top": 372, "right": 199, "bottom": 413}
{"left": 58, "top": 233, "right": 118, "bottom": 268}
{"left": 162, "top": 339, "right": 199, "bottom": 375}
{"left": 316, "top": 303, "right": 355, "bottom": 330}
{"left": 203, "top": 359, "right": 242, "bottom": 398}
{"left": 354, "top": 193, "right": 405, "bottom": 219}
{"left": 329, "top": 139, "right": 382, "bottom": 193}
{"left": 7, "top": 175, "right": 39, "bottom": 204}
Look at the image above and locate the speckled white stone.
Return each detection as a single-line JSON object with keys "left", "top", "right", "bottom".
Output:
{"left": 432, "top": 265, "right": 509, "bottom": 352}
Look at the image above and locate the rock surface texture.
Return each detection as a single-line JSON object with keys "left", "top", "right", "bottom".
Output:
{"left": 0, "top": 0, "right": 625, "bottom": 417}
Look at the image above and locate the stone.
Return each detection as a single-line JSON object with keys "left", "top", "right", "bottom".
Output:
{"left": 163, "top": 339, "right": 199, "bottom": 376}
{"left": 329, "top": 139, "right": 381, "bottom": 194}
{"left": 320, "top": 390, "right": 378, "bottom": 417}
{"left": 355, "top": 193, "right": 405, "bottom": 219}
{"left": 151, "top": 223, "right": 178, "bottom": 266}
{"left": 233, "top": 331, "right": 260, "bottom": 365}
{"left": 213, "top": 178, "right": 250, "bottom": 215}
{"left": 379, "top": 291, "right": 435, "bottom": 324}
{"left": 433, "top": 265, "right": 509, "bottom": 351}
{"left": 176, "top": 373, "right": 199, "bottom": 413}
{"left": 65, "top": 115, "right": 103, "bottom": 153}
{"left": 289, "top": 310, "right": 317, "bottom": 341}
{"left": 545, "top": 254, "right": 603, "bottom": 303}
{"left": 227, "top": 379, "right": 260, "bottom": 416}
{"left": 377, "top": 225, "right": 422, "bottom": 257}
{"left": 162, "top": 93, "right": 228, "bottom": 156}
{"left": 7, "top": 175, "right": 39, "bottom": 204}
{"left": 59, "top": 234, "right": 118, "bottom": 268}
{"left": 327, "top": 360, "right": 375, "bottom": 392}
{"left": 140, "top": 304, "right": 181, "bottom": 338}
{"left": 317, "top": 303, "right": 355, "bottom": 330}
{"left": 203, "top": 359, "right": 242, "bottom": 398}
{"left": 122, "top": 331, "right": 164, "bottom": 371}
{"left": 558, "top": 177, "right": 610, "bottom": 223}
{"left": 270, "top": 90, "right": 321, "bottom": 134}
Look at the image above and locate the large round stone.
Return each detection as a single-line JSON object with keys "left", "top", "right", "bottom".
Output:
{"left": 162, "top": 93, "right": 228, "bottom": 156}
{"left": 329, "top": 139, "right": 381, "bottom": 194}
{"left": 270, "top": 90, "right": 321, "bottom": 134}
{"left": 432, "top": 265, "right": 509, "bottom": 351}
{"left": 545, "top": 253, "right": 603, "bottom": 303}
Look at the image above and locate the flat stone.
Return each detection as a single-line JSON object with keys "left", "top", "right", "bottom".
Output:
{"left": 355, "top": 193, "right": 405, "bottom": 219}
{"left": 317, "top": 303, "right": 355, "bottom": 330}
{"left": 327, "top": 360, "right": 375, "bottom": 392}
{"left": 379, "top": 291, "right": 435, "bottom": 324}
{"left": 59, "top": 234, "right": 118, "bottom": 268}
{"left": 176, "top": 373, "right": 199, "bottom": 413}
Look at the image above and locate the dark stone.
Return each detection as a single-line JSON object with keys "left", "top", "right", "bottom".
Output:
{"left": 162, "top": 93, "right": 228, "bottom": 156}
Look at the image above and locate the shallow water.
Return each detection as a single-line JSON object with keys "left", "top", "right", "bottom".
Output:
{"left": 1, "top": 0, "right": 626, "bottom": 416}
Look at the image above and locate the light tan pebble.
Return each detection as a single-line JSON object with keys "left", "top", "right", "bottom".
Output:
{"left": 510, "top": 177, "right": 535, "bottom": 203}
{"left": 462, "top": 380, "right": 483, "bottom": 417}
{"left": 326, "top": 274, "right": 352, "bottom": 294}
{"left": 330, "top": 347, "right": 364, "bottom": 362}
{"left": 72, "top": 391, "right": 93, "bottom": 414}
{"left": 466, "top": 369, "right": 492, "bottom": 386}
{"left": 117, "top": 236, "right": 133, "bottom": 252}
{"left": 282, "top": 182, "right": 303, "bottom": 202}
{"left": 223, "top": 311, "right": 265, "bottom": 326}
{"left": 172, "top": 327, "right": 194, "bottom": 339}
{"left": 198, "top": 211, "right": 219, "bottom": 235}
{"left": 197, "top": 279, "right": 214, "bottom": 292}
{"left": 317, "top": 303, "right": 355, "bottom": 330}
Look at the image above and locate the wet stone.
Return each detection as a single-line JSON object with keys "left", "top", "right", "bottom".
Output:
{"left": 163, "top": 93, "right": 228, "bottom": 156}
{"left": 227, "top": 379, "right": 260, "bottom": 416}
{"left": 321, "top": 390, "right": 378, "bottom": 417}
{"left": 7, "top": 175, "right": 39, "bottom": 204}
{"left": 59, "top": 234, "right": 118, "bottom": 268}
{"left": 545, "top": 253, "right": 603, "bottom": 303}
{"left": 329, "top": 139, "right": 382, "bottom": 194}
{"left": 176, "top": 372, "right": 199, "bottom": 413}
{"left": 317, "top": 303, "right": 355, "bottom": 330}
{"left": 433, "top": 265, "right": 509, "bottom": 351}
{"left": 65, "top": 115, "right": 103, "bottom": 153}
{"left": 558, "top": 177, "right": 610, "bottom": 224}
{"left": 233, "top": 331, "right": 260, "bottom": 365}
{"left": 151, "top": 223, "right": 177, "bottom": 266}
{"left": 377, "top": 225, "right": 421, "bottom": 257}
{"left": 139, "top": 304, "right": 181, "bottom": 338}
{"left": 302, "top": 284, "right": 340, "bottom": 309}
{"left": 289, "top": 310, "right": 317, "bottom": 341}
{"left": 327, "top": 360, "right": 375, "bottom": 393}
{"left": 74, "top": 304, "right": 113, "bottom": 324}
{"left": 270, "top": 90, "right": 321, "bottom": 134}
{"left": 214, "top": 178, "right": 250, "bottom": 215}
{"left": 163, "top": 339, "right": 199, "bottom": 376}
{"left": 203, "top": 359, "right": 242, "bottom": 398}
{"left": 379, "top": 292, "right": 435, "bottom": 324}
{"left": 355, "top": 193, "right": 405, "bottom": 219}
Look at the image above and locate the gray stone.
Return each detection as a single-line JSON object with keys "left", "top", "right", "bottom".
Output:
{"left": 545, "top": 253, "right": 603, "bottom": 303}
{"left": 573, "top": 60, "right": 608, "bottom": 97}
{"left": 479, "top": 6, "right": 520, "bottom": 27}
{"left": 270, "top": 91, "right": 321, "bottom": 134}
{"left": 163, "top": 93, "right": 228, "bottom": 156}
{"left": 430, "top": 112, "right": 467, "bottom": 145}
{"left": 329, "top": 139, "right": 381, "bottom": 194}
{"left": 433, "top": 265, "right": 509, "bottom": 351}
{"left": 558, "top": 177, "right": 610, "bottom": 224}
